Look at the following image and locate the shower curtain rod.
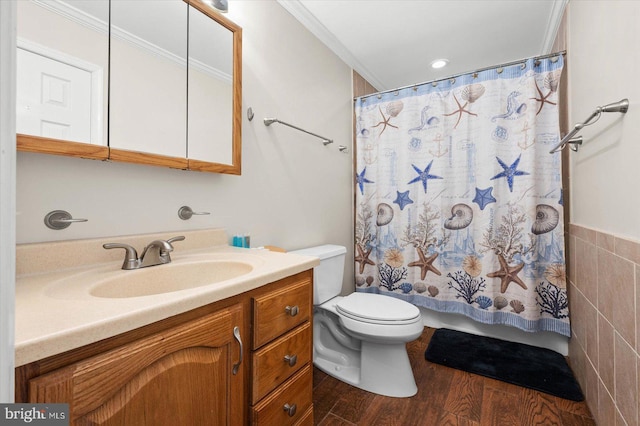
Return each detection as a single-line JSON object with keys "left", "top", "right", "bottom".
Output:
{"left": 356, "top": 51, "right": 567, "bottom": 101}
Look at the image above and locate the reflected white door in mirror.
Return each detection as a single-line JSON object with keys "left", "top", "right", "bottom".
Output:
{"left": 17, "top": 39, "right": 104, "bottom": 145}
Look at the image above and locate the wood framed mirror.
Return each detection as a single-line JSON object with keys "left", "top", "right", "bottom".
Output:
{"left": 186, "top": 0, "right": 242, "bottom": 174}
{"left": 16, "top": 0, "right": 242, "bottom": 175}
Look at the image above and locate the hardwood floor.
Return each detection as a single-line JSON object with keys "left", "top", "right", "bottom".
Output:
{"left": 312, "top": 327, "right": 595, "bottom": 426}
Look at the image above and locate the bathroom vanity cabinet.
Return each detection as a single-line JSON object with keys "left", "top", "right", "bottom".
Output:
{"left": 14, "top": 270, "right": 314, "bottom": 426}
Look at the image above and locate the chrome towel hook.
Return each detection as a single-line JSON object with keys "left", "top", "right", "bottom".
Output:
{"left": 178, "top": 206, "right": 210, "bottom": 220}
{"left": 44, "top": 210, "right": 88, "bottom": 230}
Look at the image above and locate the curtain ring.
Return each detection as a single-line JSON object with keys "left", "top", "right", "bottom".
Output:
{"left": 497, "top": 67, "right": 504, "bottom": 74}
{"left": 377, "top": 94, "right": 382, "bottom": 99}
{"left": 472, "top": 73, "right": 478, "bottom": 79}
{"left": 432, "top": 81, "right": 438, "bottom": 87}
{"left": 534, "top": 60, "right": 541, "bottom": 67}
{"left": 393, "top": 90, "right": 399, "bottom": 96}
{"left": 450, "top": 78, "right": 456, "bottom": 85}
{"left": 520, "top": 63, "right": 526, "bottom": 70}
{"left": 551, "top": 56, "right": 559, "bottom": 63}
{"left": 412, "top": 85, "right": 418, "bottom": 91}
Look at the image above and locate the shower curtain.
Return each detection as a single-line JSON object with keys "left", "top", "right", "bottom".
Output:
{"left": 354, "top": 55, "right": 569, "bottom": 336}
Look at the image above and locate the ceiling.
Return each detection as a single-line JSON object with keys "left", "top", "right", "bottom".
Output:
{"left": 278, "top": 0, "right": 567, "bottom": 92}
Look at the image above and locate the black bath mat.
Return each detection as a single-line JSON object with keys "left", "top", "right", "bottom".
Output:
{"left": 425, "top": 328, "right": 584, "bottom": 401}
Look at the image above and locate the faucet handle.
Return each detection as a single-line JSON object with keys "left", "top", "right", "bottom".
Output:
{"left": 103, "top": 243, "right": 139, "bottom": 270}
{"left": 152, "top": 236, "right": 184, "bottom": 265}
{"left": 167, "top": 236, "right": 185, "bottom": 246}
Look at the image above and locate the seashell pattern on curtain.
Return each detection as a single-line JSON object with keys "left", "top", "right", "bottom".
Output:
{"left": 354, "top": 55, "right": 569, "bottom": 336}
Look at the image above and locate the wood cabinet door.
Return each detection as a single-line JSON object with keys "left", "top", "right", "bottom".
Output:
{"left": 29, "top": 304, "right": 245, "bottom": 426}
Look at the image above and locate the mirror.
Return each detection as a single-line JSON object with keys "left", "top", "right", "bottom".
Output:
{"left": 16, "top": 0, "right": 109, "bottom": 160}
{"left": 186, "top": 0, "right": 241, "bottom": 174}
{"left": 16, "top": 0, "right": 242, "bottom": 175}
{"left": 109, "top": 0, "right": 189, "bottom": 169}
{"left": 188, "top": 2, "right": 233, "bottom": 169}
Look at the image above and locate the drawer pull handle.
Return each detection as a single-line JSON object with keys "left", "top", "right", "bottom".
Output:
{"left": 284, "top": 354, "right": 298, "bottom": 367}
{"left": 283, "top": 403, "right": 297, "bottom": 417}
{"left": 232, "top": 326, "right": 243, "bottom": 375}
{"left": 285, "top": 305, "right": 299, "bottom": 316}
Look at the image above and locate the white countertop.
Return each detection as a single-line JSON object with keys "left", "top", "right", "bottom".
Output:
{"left": 15, "top": 229, "right": 319, "bottom": 366}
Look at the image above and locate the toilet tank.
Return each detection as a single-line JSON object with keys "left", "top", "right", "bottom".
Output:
{"left": 290, "top": 245, "right": 346, "bottom": 305}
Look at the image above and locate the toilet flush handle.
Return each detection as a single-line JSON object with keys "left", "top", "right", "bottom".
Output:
{"left": 285, "top": 305, "right": 299, "bottom": 317}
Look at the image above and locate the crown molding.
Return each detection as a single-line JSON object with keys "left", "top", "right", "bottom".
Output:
{"left": 33, "top": 0, "right": 107, "bottom": 33}
{"left": 32, "top": 0, "right": 231, "bottom": 83}
{"left": 541, "top": 0, "right": 568, "bottom": 53}
{"left": 277, "top": 0, "right": 385, "bottom": 91}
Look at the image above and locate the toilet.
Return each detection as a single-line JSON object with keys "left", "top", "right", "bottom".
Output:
{"left": 291, "top": 245, "right": 423, "bottom": 397}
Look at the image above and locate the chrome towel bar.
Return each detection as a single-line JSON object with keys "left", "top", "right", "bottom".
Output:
{"left": 264, "top": 117, "right": 333, "bottom": 146}
{"left": 550, "top": 98, "right": 629, "bottom": 153}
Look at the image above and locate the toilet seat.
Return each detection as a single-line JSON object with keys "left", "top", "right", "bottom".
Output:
{"left": 335, "top": 292, "right": 421, "bottom": 325}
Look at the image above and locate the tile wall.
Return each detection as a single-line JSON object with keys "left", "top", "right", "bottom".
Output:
{"left": 568, "top": 224, "right": 639, "bottom": 425}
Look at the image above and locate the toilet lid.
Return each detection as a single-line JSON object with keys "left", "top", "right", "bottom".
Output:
{"left": 336, "top": 293, "right": 420, "bottom": 324}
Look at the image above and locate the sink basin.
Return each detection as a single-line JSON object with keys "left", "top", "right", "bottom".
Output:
{"left": 90, "top": 260, "right": 254, "bottom": 298}
{"left": 44, "top": 255, "right": 258, "bottom": 300}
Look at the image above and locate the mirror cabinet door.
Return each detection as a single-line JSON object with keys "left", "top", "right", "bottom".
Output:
{"left": 16, "top": 0, "right": 109, "bottom": 159}
{"left": 189, "top": 0, "right": 242, "bottom": 175}
{"left": 108, "top": 0, "right": 188, "bottom": 169}
{"left": 187, "top": 1, "right": 240, "bottom": 174}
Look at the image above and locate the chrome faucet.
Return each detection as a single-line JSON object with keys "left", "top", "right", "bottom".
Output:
{"left": 139, "top": 238, "right": 182, "bottom": 267}
{"left": 103, "top": 236, "right": 185, "bottom": 270}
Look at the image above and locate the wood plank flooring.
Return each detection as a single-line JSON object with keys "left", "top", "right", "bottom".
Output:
{"left": 312, "top": 327, "right": 595, "bottom": 426}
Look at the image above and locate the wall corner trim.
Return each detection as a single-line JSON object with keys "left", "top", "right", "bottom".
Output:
{"left": 276, "top": 0, "right": 387, "bottom": 91}
{"left": 541, "top": 0, "right": 569, "bottom": 54}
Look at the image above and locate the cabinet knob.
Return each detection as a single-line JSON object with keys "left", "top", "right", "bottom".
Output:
{"left": 284, "top": 354, "right": 297, "bottom": 367}
{"left": 283, "top": 403, "right": 297, "bottom": 417}
{"left": 285, "top": 305, "right": 299, "bottom": 317}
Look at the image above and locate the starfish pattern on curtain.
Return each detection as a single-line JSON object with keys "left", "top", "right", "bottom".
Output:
{"left": 354, "top": 55, "right": 569, "bottom": 336}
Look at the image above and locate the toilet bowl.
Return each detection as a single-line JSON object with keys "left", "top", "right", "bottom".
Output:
{"left": 291, "top": 245, "right": 423, "bottom": 398}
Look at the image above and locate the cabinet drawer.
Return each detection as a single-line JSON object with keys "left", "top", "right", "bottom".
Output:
{"left": 253, "top": 277, "right": 311, "bottom": 348}
{"left": 251, "top": 364, "right": 313, "bottom": 426}
{"left": 293, "top": 405, "right": 313, "bottom": 426}
{"left": 252, "top": 322, "right": 311, "bottom": 404}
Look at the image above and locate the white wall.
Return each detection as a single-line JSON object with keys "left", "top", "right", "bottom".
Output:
{"left": 567, "top": 1, "right": 640, "bottom": 240}
{"left": 16, "top": 1, "right": 355, "bottom": 292}
{"left": 1, "top": 0, "right": 16, "bottom": 402}
{"left": 566, "top": 3, "right": 640, "bottom": 423}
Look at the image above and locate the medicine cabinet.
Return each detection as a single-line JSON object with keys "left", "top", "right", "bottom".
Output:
{"left": 16, "top": 0, "right": 242, "bottom": 175}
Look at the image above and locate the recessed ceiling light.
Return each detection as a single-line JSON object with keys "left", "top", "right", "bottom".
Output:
{"left": 431, "top": 59, "right": 448, "bottom": 69}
